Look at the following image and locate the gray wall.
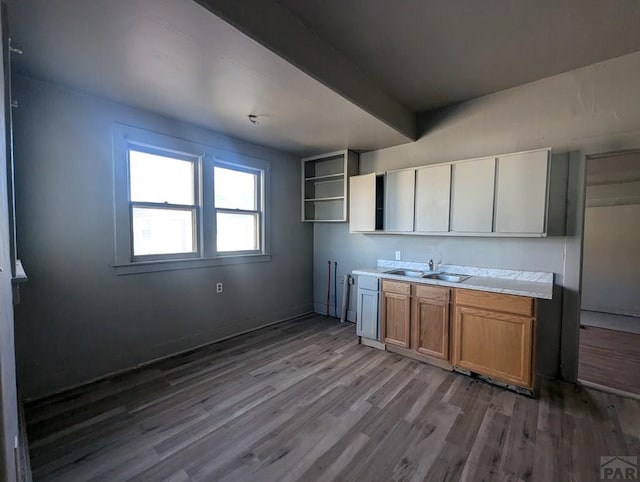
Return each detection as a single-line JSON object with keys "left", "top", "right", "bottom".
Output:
{"left": 0, "top": 5, "right": 18, "bottom": 477}
{"left": 582, "top": 153, "right": 640, "bottom": 316}
{"left": 13, "top": 76, "right": 313, "bottom": 400}
{"left": 582, "top": 205, "right": 640, "bottom": 316}
{"left": 314, "top": 50, "right": 640, "bottom": 381}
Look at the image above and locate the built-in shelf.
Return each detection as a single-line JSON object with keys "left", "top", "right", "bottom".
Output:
{"left": 304, "top": 196, "right": 345, "bottom": 202}
{"left": 302, "top": 150, "right": 358, "bottom": 222}
{"left": 304, "top": 173, "right": 344, "bottom": 182}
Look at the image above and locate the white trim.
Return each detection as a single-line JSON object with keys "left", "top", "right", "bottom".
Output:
{"left": 301, "top": 149, "right": 348, "bottom": 163}
{"left": 351, "top": 230, "right": 547, "bottom": 238}
{"left": 114, "top": 253, "right": 272, "bottom": 275}
{"left": 578, "top": 379, "right": 640, "bottom": 401}
{"left": 112, "top": 123, "right": 271, "bottom": 273}
{"left": 360, "top": 337, "right": 386, "bottom": 351}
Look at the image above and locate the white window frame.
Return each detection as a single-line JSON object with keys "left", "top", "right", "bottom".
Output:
{"left": 113, "top": 124, "right": 271, "bottom": 275}
{"left": 128, "top": 145, "right": 201, "bottom": 261}
{"left": 214, "top": 162, "right": 264, "bottom": 256}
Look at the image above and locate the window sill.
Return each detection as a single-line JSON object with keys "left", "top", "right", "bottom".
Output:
{"left": 113, "top": 253, "right": 272, "bottom": 275}
{"left": 11, "top": 259, "right": 28, "bottom": 284}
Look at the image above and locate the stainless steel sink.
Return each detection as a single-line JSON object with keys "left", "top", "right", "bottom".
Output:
{"left": 384, "top": 269, "right": 425, "bottom": 278}
{"left": 384, "top": 269, "right": 469, "bottom": 283}
{"left": 423, "top": 272, "right": 470, "bottom": 283}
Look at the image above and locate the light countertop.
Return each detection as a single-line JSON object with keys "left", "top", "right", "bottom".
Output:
{"left": 352, "top": 260, "right": 553, "bottom": 299}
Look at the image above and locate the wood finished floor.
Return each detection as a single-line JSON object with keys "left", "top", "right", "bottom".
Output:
{"left": 26, "top": 315, "right": 640, "bottom": 482}
{"left": 579, "top": 325, "right": 640, "bottom": 396}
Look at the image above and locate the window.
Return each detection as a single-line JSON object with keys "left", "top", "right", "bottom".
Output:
{"left": 113, "top": 125, "right": 270, "bottom": 274}
{"left": 214, "top": 165, "right": 261, "bottom": 253}
{"left": 129, "top": 149, "right": 198, "bottom": 259}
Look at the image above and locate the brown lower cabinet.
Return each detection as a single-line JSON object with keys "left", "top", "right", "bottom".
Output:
{"left": 452, "top": 289, "right": 536, "bottom": 390}
{"left": 380, "top": 280, "right": 411, "bottom": 348}
{"left": 380, "top": 280, "right": 537, "bottom": 392}
{"left": 411, "top": 285, "right": 450, "bottom": 360}
{"left": 381, "top": 280, "right": 450, "bottom": 363}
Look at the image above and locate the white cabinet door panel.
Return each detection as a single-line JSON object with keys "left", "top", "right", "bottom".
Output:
{"left": 495, "top": 150, "right": 549, "bottom": 234}
{"left": 357, "top": 288, "right": 379, "bottom": 340}
{"left": 451, "top": 158, "right": 496, "bottom": 232}
{"left": 415, "top": 164, "right": 451, "bottom": 232}
{"left": 349, "top": 173, "right": 376, "bottom": 232}
{"left": 385, "top": 170, "right": 415, "bottom": 232}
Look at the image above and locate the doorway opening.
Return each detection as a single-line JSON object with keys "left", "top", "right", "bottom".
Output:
{"left": 578, "top": 150, "right": 640, "bottom": 397}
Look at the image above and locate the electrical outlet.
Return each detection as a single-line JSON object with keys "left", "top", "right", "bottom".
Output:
{"left": 216, "top": 282, "right": 223, "bottom": 293}
{"left": 395, "top": 251, "right": 401, "bottom": 261}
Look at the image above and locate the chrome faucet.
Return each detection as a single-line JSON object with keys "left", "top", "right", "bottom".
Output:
{"left": 428, "top": 259, "right": 434, "bottom": 271}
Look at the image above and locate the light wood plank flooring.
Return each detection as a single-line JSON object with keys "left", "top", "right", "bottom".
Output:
{"left": 579, "top": 325, "right": 640, "bottom": 396}
{"left": 25, "top": 315, "right": 640, "bottom": 481}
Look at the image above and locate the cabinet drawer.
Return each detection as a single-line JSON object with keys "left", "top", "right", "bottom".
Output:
{"left": 358, "top": 275, "right": 380, "bottom": 291}
{"left": 382, "top": 279, "right": 411, "bottom": 295}
{"left": 414, "top": 284, "right": 450, "bottom": 302}
{"left": 455, "top": 289, "right": 534, "bottom": 316}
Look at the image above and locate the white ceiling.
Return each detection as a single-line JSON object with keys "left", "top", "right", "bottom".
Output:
{"left": 6, "top": 0, "right": 412, "bottom": 155}
{"left": 278, "top": 0, "right": 640, "bottom": 111}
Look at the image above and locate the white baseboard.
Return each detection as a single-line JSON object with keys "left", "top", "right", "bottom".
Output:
{"left": 578, "top": 379, "right": 640, "bottom": 401}
{"left": 360, "top": 337, "right": 386, "bottom": 350}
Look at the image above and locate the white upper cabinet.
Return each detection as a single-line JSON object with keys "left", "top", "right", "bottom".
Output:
{"left": 495, "top": 150, "right": 550, "bottom": 234}
{"left": 385, "top": 169, "right": 415, "bottom": 232}
{"left": 350, "top": 173, "right": 384, "bottom": 232}
{"left": 450, "top": 157, "right": 496, "bottom": 233}
{"left": 414, "top": 164, "right": 451, "bottom": 232}
{"left": 344, "top": 148, "right": 555, "bottom": 237}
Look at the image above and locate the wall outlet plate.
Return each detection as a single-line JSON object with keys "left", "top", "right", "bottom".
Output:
{"left": 216, "top": 282, "right": 223, "bottom": 293}
{"left": 395, "top": 251, "right": 401, "bottom": 260}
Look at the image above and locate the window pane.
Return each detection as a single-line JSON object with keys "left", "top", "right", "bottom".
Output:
{"left": 130, "top": 150, "right": 194, "bottom": 205}
{"left": 216, "top": 212, "right": 258, "bottom": 252}
{"left": 214, "top": 166, "right": 257, "bottom": 210}
{"left": 132, "top": 207, "right": 195, "bottom": 256}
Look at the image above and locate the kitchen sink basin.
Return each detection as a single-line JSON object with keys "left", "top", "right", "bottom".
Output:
{"left": 384, "top": 269, "right": 470, "bottom": 283}
{"left": 384, "top": 269, "right": 425, "bottom": 278}
{"left": 423, "top": 273, "right": 470, "bottom": 283}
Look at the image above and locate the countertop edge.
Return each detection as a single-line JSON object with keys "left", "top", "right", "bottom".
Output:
{"left": 352, "top": 268, "right": 553, "bottom": 300}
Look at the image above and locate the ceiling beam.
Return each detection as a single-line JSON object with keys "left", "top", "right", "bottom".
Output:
{"left": 193, "top": 0, "right": 416, "bottom": 142}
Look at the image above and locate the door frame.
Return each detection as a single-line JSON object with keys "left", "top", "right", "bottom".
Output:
{"left": 562, "top": 147, "right": 640, "bottom": 384}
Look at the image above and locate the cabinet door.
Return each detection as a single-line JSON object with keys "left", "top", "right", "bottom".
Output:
{"left": 381, "top": 290, "right": 410, "bottom": 348}
{"left": 356, "top": 288, "right": 379, "bottom": 339}
{"left": 350, "top": 173, "right": 376, "bottom": 232}
{"left": 495, "top": 150, "right": 549, "bottom": 234}
{"left": 412, "top": 294, "right": 450, "bottom": 360}
{"left": 415, "top": 164, "right": 451, "bottom": 232}
{"left": 452, "top": 306, "right": 534, "bottom": 389}
{"left": 385, "top": 170, "right": 415, "bottom": 232}
{"left": 450, "top": 158, "right": 495, "bottom": 232}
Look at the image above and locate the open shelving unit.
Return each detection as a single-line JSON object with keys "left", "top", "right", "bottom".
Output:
{"left": 302, "top": 150, "right": 358, "bottom": 222}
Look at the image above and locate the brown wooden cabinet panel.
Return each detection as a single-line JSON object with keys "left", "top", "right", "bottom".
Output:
{"left": 452, "top": 305, "right": 534, "bottom": 389}
{"left": 412, "top": 294, "right": 449, "bottom": 360}
{"left": 381, "top": 283, "right": 411, "bottom": 348}
{"left": 455, "top": 289, "right": 534, "bottom": 316}
{"left": 411, "top": 285, "right": 450, "bottom": 360}
{"left": 382, "top": 279, "right": 411, "bottom": 295}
